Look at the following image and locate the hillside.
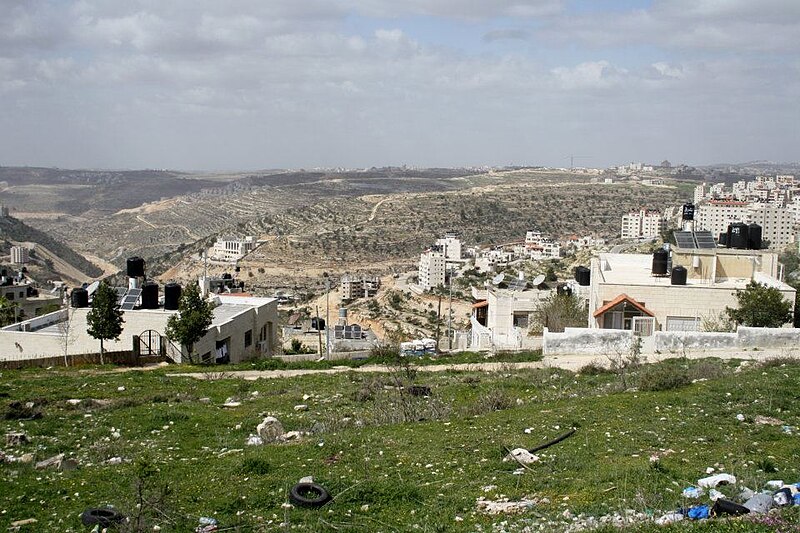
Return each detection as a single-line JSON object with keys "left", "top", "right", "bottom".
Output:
{"left": 0, "top": 215, "right": 104, "bottom": 279}
{"left": 1, "top": 356, "right": 799, "bottom": 531}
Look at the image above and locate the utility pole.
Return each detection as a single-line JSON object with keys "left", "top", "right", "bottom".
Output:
{"left": 316, "top": 305, "right": 323, "bottom": 357}
{"left": 324, "top": 275, "right": 331, "bottom": 359}
{"left": 447, "top": 267, "right": 453, "bottom": 350}
{"left": 434, "top": 293, "right": 442, "bottom": 354}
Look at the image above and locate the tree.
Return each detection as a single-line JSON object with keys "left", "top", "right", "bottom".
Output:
{"left": 86, "top": 281, "right": 125, "bottom": 364}
{"left": 531, "top": 292, "right": 588, "bottom": 334}
{"left": 165, "top": 283, "right": 214, "bottom": 364}
{"left": 726, "top": 281, "right": 793, "bottom": 328}
{"left": 0, "top": 296, "right": 18, "bottom": 327}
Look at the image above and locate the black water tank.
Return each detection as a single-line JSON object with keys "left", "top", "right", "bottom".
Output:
{"left": 728, "top": 223, "right": 749, "bottom": 249}
{"left": 71, "top": 287, "right": 89, "bottom": 308}
{"left": 747, "top": 223, "right": 762, "bottom": 250}
{"left": 127, "top": 256, "right": 145, "bottom": 278}
{"left": 311, "top": 317, "right": 325, "bottom": 331}
{"left": 671, "top": 266, "right": 687, "bottom": 285}
{"left": 164, "top": 283, "right": 182, "bottom": 310}
{"left": 682, "top": 203, "right": 695, "bottom": 221}
{"left": 574, "top": 266, "right": 590, "bottom": 286}
{"left": 652, "top": 249, "right": 669, "bottom": 276}
{"left": 719, "top": 232, "right": 729, "bottom": 247}
{"left": 141, "top": 281, "right": 159, "bottom": 309}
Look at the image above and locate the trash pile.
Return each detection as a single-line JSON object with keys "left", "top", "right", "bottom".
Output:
{"left": 656, "top": 472, "right": 800, "bottom": 525}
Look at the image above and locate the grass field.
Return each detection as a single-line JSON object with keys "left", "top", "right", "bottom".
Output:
{"left": 1, "top": 356, "right": 799, "bottom": 532}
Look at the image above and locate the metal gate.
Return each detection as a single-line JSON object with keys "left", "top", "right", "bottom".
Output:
{"left": 138, "top": 329, "right": 162, "bottom": 356}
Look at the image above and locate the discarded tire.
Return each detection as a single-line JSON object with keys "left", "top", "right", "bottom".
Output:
{"left": 80, "top": 507, "right": 125, "bottom": 527}
{"left": 289, "top": 482, "right": 332, "bottom": 508}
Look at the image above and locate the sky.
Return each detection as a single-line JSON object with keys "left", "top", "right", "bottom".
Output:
{"left": 1, "top": 0, "right": 799, "bottom": 171}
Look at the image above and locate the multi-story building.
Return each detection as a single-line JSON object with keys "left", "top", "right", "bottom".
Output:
{"left": 10, "top": 246, "right": 29, "bottom": 265}
{"left": 620, "top": 209, "right": 666, "bottom": 239}
{"left": 211, "top": 236, "right": 257, "bottom": 262}
{"left": 525, "top": 231, "right": 561, "bottom": 259}
{"left": 418, "top": 250, "right": 446, "bottom": 291}
{"left": 435, "top": 233, "right": 462, "bottom": 262}
{"left": 695, "top": 201, "right": 796, "bottom": 248}
{"left": 340, "top": 275, "right": 381, "bottom": 301}
{"left": 695, "top": 201, "right": 750, "bottom": 238}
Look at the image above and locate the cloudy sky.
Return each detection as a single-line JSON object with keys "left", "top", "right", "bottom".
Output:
{"left": 1, "top": 0, "right": 798, "bottom": 170}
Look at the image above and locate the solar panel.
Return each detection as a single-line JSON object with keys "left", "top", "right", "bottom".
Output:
{"left": 115, "top": 287, "right": 127, "bottom": 304}
{"left": 119, "top": 288, "right": 142, "bottom": 311}
{"left": 674, "top": 231, "right": 696, "bottom": 249}
{"left": 694, "top": 231, "right": 717, "bottom": 249}
{"left": 506, "top": 279, "right": 528, "bottom": 291}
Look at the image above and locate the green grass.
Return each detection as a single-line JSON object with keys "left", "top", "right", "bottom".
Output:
{"left": 1, "top": 357, "right": 799, "bottom": 532}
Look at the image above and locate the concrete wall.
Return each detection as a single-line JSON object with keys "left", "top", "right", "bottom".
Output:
{"left": 544, "top": 326, "right": 800, "bottom": 356}
{"left": 543, "top": 327, "right": 633, "bottom": 355}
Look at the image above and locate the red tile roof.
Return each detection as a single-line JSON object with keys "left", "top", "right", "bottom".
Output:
{"left": 592, "top": 294, "right": 654, "bottom": 318}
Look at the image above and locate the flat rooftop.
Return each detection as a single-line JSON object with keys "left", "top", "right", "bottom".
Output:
{"left": 596, "top": 253, "right": 794, "bottom": 291}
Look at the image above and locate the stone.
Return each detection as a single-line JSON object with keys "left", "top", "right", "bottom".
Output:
{"left": 503, "top": 448, "right": 540, "bottom": 465}
{"left": 256, "top": 416, "right": 285, "bottom": 443}
{"left": 10, "top": 518, "right": 37, "bottom": 528}
{"left": 6, "top": 432, "right": 28, "bottom": 446}
{"left": 299, "top": 475, "right": 314, "bottom": 484}
{"left": 66, "top": 399, "right": 82, "bottom": 406}
{"left": 293, "top": 404, "right": 309, "bottom": 411}
{"left": 282, "top": 431, "right": 303, "bottom": 441}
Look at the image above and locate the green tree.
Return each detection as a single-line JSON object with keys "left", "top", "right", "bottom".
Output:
{"left": 531, "top": 292, "right": 588, "bottom": 334}
{"left": 86, "top": 281, "right": 125, "bottom": 364}
{"left": 165, "top": 283, "right": 214, "bottom": 363}
{"left": 0, "top": 295, "right": 18, "bottom": 327}
{"left": 726, "top": 281, "right": 793, "bottom": 328}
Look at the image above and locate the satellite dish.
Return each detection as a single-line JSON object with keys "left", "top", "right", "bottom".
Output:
{"left": 532, "top": 274, "right": 546, "bottom": 286}
{"left": 492, "top": 273, "right": 505, "bottom": 285}
{"left": 86, "top": 281, "right": 100, "bottom": 297}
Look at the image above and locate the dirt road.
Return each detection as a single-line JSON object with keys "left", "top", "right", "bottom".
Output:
{"left": 169, "top": 347, "right": 799, "bottom": 381}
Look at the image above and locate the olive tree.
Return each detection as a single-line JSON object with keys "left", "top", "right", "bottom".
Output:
{"left": 726, "top": 281, "right": 793, "bottom": 328}
{"left": 165, "top": 283, "right": 214, "bottom": 363}
{"left": 86, "top": 281, "right": 125, "bottom": 364}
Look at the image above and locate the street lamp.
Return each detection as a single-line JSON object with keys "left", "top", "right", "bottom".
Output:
{"left": 323, "top": 273, "right": 331, "bottom": 359}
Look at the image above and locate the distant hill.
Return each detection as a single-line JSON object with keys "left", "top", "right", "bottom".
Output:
{"left": 0, "top": 215, "right": 103, "bottom": 278}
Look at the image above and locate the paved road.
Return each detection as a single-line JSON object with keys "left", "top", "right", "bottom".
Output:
{"left": 168, "top": 347, "right": 798, "bottom": 381}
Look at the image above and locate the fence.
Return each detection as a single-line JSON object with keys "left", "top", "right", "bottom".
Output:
{"left": 0, "top": 350, "right": 166, "bottom": 369}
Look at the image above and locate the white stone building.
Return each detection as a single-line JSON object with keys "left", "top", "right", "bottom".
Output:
{"left": 695, "top": 201, "right": 796, "bottom": 248}
{"left": 435, "top": 233, "right": 463, "bottom": 262}
{"left": 694, "top": 200, "right": 750, "bottom": 238}
{"left": 418, "top": 250, "right": 446, "bottom": 291}
{"left": 211, "top": 236, "right": 257, "bottom": 262}
{"left": 0, "top": 293, "right": 279, "bottom": 364}
{"left": 470, "top": 286, "right": 553, "bottom": 350}
{"left": 10, "top": 246, "right": 29, "bottom": 265}
{"left": 620, "top": 209, "right": 666, "bottom": 239}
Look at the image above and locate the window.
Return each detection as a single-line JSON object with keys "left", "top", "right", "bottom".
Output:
{"left": 244, "top": 330, "right": 252, "bottom": 348}
{"left": 512, "top": 312, "right": 529, "bottom": 329}
{"left": 665, "top": 317, "right": 700, "bottom": 332}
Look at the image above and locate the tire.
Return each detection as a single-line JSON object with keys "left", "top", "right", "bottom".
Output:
{"left": 80, "top": 507, "right": 125, "bottom": 527}
{"left": 289, "top": 482, "right": 332, "bottom": 508}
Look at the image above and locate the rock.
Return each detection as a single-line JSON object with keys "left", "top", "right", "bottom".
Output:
{"left": 744, "top": 493, "right": 773, "bottom": 514}
{"left": 293, "top": 404, "right": 309, "bottom": 412}
{"left": 35, "top": 453, "right": 77, "bottom": 470}
{"left": 302, "top": 394, "right": 311, "bottom": 401}
{"left": 117, "top": 386, "right": 125, "bottom": 392}
{"left": 655, "top": 512, "right": 684, "bottom": 525}
{"left": 299, "top": 476, "right": 314, "bottom": 484}
{"left": 754, "top": 415, "right": 784, "bottom": 426}
{"left": 66, "top": 399, "right": 82, "bottom": 406}
{"left": 223, "top": 401, "right": 241, "bottom": 408}
{"left": 256, "top": 416, "right": 285, "bottom": 443}
{"left": 106, "top": 457, "right": 123, "bottom": 465}
{"left": 282, "top": 431, "right": 303, "bottom": 441}
{"left": 198, "top": 397, "right": 211, "bottom": 403}
{"left": 503, "top": 448, "right": 540, "bottom": 465}
{"left": 6, "top": 432, "right": 28, "bottom": 446}
{"left": 736, "top": 413, "right": 745, "bottom": 421}
{"left": 766, "top": 480, "right": 784, "bottom": 489}
{"left": 16, "top": 453, "right": 34, "bottom": 464}
{"left": 9, "top": 518, "right": 37, "bottom": 528}
{"left": 245, "top": 435, "right": 264, "bottom": 446}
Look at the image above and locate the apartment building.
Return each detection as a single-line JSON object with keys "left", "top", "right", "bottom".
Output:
{"left": 418, "top": 250, "right": 446, "bottom": 291}
{"left": 435, "top": 233, "right": 463, "bottom": 261}
{"left": 211, "top": 236, "right": 257, "bottom": 262}
{"left": 340, "top": 275, "right": 380, "bottom": 301}
{"left": 620, "top": 209, "right": 666, "bottom": 239}
{"left": 10, "top": 246, "right": 29, "bottom": 265}
{"left": 695, "top": 201, "right": 796, "bottom": 248}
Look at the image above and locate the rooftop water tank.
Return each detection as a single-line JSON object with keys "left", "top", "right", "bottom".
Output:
{"left": 682, "top": 203, "right": 695, "bottom": 221}
{"left": 747, "top": 223, "right": 762, "bottom": 250}
{"left": 671, "top": 266, "right": 687, "bottom": 285}
{"left": 652, "top": 249, "right": 669, "bottom": 276}
{"left": 127, "top": 256, "right": 145, "bottom": 278}
{"left": 141, "top": 281, "right": 159, "bottom": 309}
{"left": 574, "top": 266, "right": 590, "bottom": 286}
{"left": 71, "top": 287, "right": 89, "bottom": 308}
{"left": 728, "top": 223, "right": 749, "bottom": 250}
{"left": 164, "top": 283, "right": 181, "bottom": 311}
{"left": 719, "top": 232, "right": 729, "bottom": 247}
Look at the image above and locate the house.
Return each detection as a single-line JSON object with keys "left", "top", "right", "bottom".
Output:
{"left": 0, "top": 271, "right": 62, "bottom": 320}
{"left": 588, "top": 244, "right": 795, "bottom": 333}
{"left": 0, "top": 290, "right": 279, "bottom": 364}
{"left": 470, "top": 285, "right": 554, "bottom": 350}
{"left": 211, "top": 236, "right": 257, "bottom": 262}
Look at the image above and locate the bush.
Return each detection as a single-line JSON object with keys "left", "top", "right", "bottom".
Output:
{"left": 578, "top": 362, "right": 612, "bottom": 375}
{"left": 638, "top": 364, "right": 691, "bottom": 392}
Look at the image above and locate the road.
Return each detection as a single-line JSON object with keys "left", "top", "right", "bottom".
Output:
{"left": 167, "top": 347, "right": 797, "bottom": 381}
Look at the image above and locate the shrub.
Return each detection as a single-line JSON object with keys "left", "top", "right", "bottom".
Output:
{"left": 638, "top": 364, "right": 691, "bottom": 392}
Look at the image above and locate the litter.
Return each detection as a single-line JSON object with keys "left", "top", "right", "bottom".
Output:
{"left": 682, "top": 487, "right": 703, "bottom": 499}
{"left": 528, "top": 428, "right": 577, "bottom": 453}
{"left": 743, "top": 493, "right": 773, "bottom": 514}
{"left": 765, "top": 480, "right": 784, "bottom": 489}
{"left": 196, "top": 516, "right": 218, "bottom": 532}
{"left": 503, "top": 448, "right": 540, "bottom": 465}
{"left": 711, "top": 499, "right": 749, "bottom": 517}
{"left": 773, "top": 488, "right": 793, "bottom": 507}
{"left": 697, "top": 473, "right": 736, "bottom": 488}
{"left": 476, "top": 497, "right": 538, "bottom": 515}
{"left": 655, "top": 511, "right": 684, "bottom": 525}
{"left": 687, "top": 505, "right": 709, "bottom": 519}
{"left": 708, "top": 489, "right": 724, "bottom": 501}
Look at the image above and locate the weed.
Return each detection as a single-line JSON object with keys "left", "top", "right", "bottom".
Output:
{"left": 638, "top": 364, "right": 691, "bottom": 392}
{"left": 240, "top": 457, "right": 272, "bottom": 475}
